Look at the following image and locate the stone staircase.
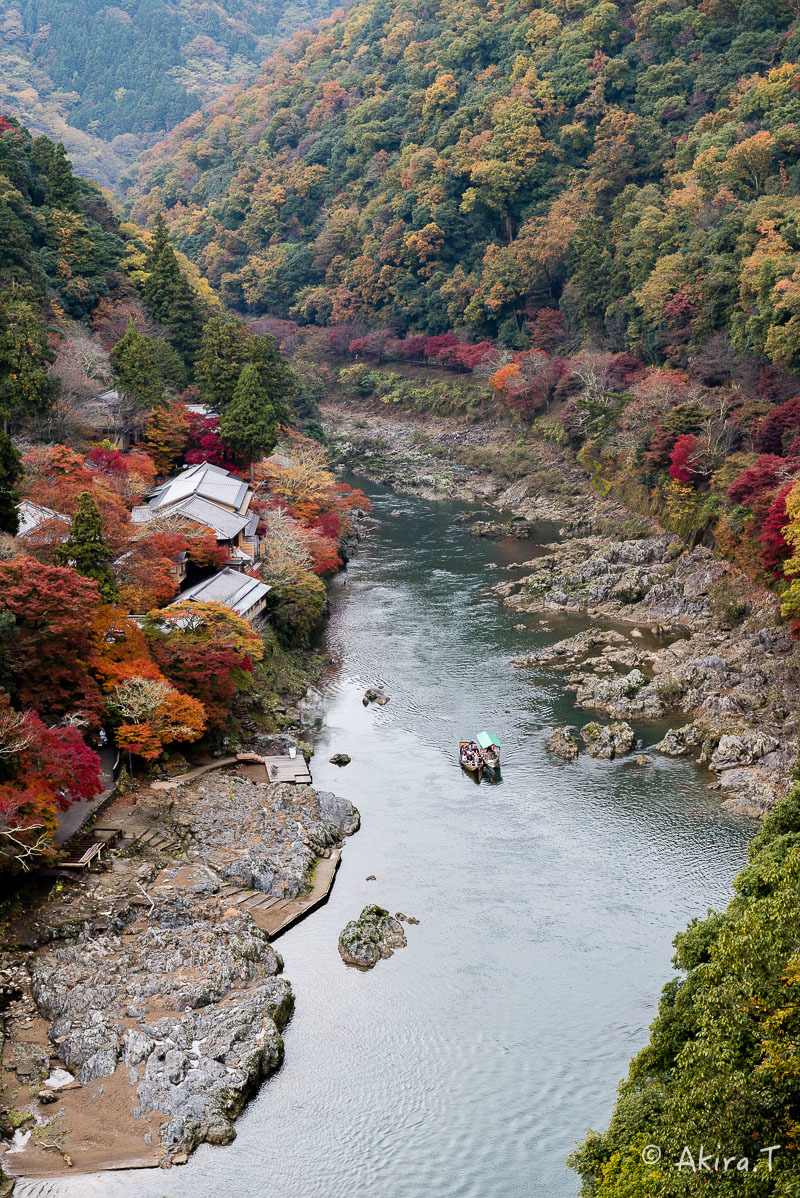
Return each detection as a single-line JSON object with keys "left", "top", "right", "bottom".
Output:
{"left": 215, "top": 850, "right": 342, "bottom": 938}
{"left": 124, "top": 825, "right": 183, "bottom": 856}
{"left": 216, "top": 881, "right": 302, "bottom": 920}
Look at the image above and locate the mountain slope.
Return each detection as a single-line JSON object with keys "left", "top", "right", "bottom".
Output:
{"left": 127, "top": 0, "right": 800, "bottom": 361}
{"left": 0, "top": 0, "right": 344, "bottom": 185}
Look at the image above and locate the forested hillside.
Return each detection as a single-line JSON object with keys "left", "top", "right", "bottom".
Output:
{"left": 0, "top": 114, "right": 363, "bottom": 873}
{"left": 0, "top": 0, "right": 344, "bottom": 185}
{"left": 129, "top": 0, "right": 800, "bottom": 354}
{"left": 126, "top": 0, "right": 800, "bottom": 627}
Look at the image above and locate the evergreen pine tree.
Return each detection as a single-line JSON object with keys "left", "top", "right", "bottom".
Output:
{"left": 110, "top": 320, "right": 165, "bottom": 413}
{"left": 144, "top": 213, "right": 171, "bottom": 273}
{"left": 195, "top": 315, "right": 252, "bottom": 412}
{"left": 49, "top": 143, "right": 78, "bottom": 209}
{"left": 0, "top": 431, "right": 22, "bottom": 534}
{"left": 0, "top": 298, "right": 57, "bottom": 428}
{"left": 143, "top": 214, "right": 205, "bottom": 371}
{"left": 250, "top": 334, "right": 293, "bottom": 425}
{"left": 55, "top": 492, "right": 119, "bottom": 603}
{"left": 165, "top": 272, "right": 205, "bottom": 371}
{"left": 219, "top": 363, "right": 279, "bottom": 480}
{"left": 143, "top": 239, "right": 182, "bottom": 325}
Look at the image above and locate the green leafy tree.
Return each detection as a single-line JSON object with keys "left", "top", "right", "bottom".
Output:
{"left": 219, "top": 362, "right": 280, "bottom": 479}
{"left": 0, "top": 431, "right": 22, "bottom": 534}
{"left": 55, "top": 491, "right": 119, "bottom": 603}
{"left": 110, "top": 320, "right": 165, "bottom": 413}
{"left": 48, "top": 142, "right": 78, "bottom": 208}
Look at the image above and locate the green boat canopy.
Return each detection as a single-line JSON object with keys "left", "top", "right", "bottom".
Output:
{"left": 476, "top": 730, "right": 501, "bottom": 749}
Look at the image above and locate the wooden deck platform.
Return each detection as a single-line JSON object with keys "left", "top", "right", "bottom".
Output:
{"left": 151, "top": 752, "right": 312, "bottom": 791}
{"left": 252, "top": 755, "right": 312, "bottom": 785}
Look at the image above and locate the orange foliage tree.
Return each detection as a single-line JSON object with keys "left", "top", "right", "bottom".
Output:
{"left": 106, "top": 676, "right": 206, "bottom": 760}
{"left": 255, "top": 429, "right": 370, "bottom": 572}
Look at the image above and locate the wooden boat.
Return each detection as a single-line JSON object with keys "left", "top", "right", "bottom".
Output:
{"left": 459, "top": 740, "right": 483, "bottom": 779}
{"left": 476, "top": 730, "right": 502, "bottom": 774}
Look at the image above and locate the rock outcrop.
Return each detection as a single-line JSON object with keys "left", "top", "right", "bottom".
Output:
{"left": 546, "top": 726, "right": 580, "bottom": 760}
{"left": 2, "top": 769, "right": 361, "bottom": 1171}
{"left": 338, "top": 906, "right": 407, "bottom": 970}
{"left": 656, "top": 725, "right": 701, "bottom": 756}
{"left": 502, "top": 533, "right": 800, "bottom": 814}
{"left": 30, "top": 870, "right": 292, "bottom": 1162}
{"left": 580, "top": 721, "right": 636, "bottom": 760}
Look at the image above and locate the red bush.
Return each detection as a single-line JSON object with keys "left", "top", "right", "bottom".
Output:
{"left": 424, "top": 332, "right": 460, "bottom": 361}
{"left": 758, "top": 483, "right": 794, "bottom": 578}
{"left": 728, "top": 455, "right": 790, "bottom": 507}
{"left": 755, "top": 397, "right": 800, "bottom": 455}
{"left": 668, "top": 434, "right": 701, "bottom": 485}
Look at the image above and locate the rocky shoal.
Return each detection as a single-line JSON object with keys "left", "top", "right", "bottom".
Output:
{"left": 0, "top": 767, "right": 359, "bottom": 1176}
{"left": 498, "top": 534, "right": 798, "bottom": 816}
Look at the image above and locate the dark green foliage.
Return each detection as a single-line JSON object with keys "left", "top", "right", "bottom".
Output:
{"left": 0, "top": 118, "right": 126, "bottom": 316}
{"left": 219, "top": 362, "right": 279, "bottom": 475}
{"left": 55, "top": 491, "right": 119, "bottom": 603}
{"left": 142, "top": 214, "right": 205, "bottom": 369}
{"left": 110, "top": 320, "right": 165, "bottom": 412}
{"left": 0, "top": 296, "right": 57, "bottom": 426}
{"left": 48, "top": 143, "right": 79, "bottom": 209}
{"left": 195, "top": 314, "right": 252, "bottom": 412}
{"left": 0, "top": 431, "right": 22, "bottom": 534}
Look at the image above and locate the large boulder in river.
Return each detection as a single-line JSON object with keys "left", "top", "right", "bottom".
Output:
{"left": 580, "top": 721, "right": 636, "bottom": 760}
{"left": 656, "top": 724, "right": 701, "bottom": 757}
{"left": 546, "top": 726, "right": 580, "bottom": 760}
{"left": 338, "top": 906, "right": 407, "bottom": 970}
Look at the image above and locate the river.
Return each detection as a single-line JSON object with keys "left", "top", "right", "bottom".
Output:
{"left": 20, "top": 481, "right": 753, "bottom": 1198}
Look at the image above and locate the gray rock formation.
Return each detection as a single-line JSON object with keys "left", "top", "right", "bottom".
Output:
{"left": 338, "top": 906, "right": 407, "bottom": 970}
{"left": 546, "top": 726, "right": 580, "bottom": 760}
{"left": 30, "top": 883, "right": 292, "bottom": 1163}
{"left": 656, "top": 725, "right": 701, "bottom": 757}
{"left": 580, "top": 721, "right": 636, "bottom": 759}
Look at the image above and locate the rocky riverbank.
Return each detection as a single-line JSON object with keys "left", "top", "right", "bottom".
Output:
{"left": 321, "top": 401, "right": 605, "bottom": 528}
{"left": 0, "top": 759, "right": 359, "bottom": 1180}
{"left": 323, "top": 403, "right": 800, "bottom": 818}
{"left": 495, "top": 534, "right": 798, "bottom": 816}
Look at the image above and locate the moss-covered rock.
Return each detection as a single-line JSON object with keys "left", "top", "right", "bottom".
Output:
{"left": 338, "top": 905, "right": 407, "bottom": 970}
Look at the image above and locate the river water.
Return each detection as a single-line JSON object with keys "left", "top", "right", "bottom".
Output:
{"left": 21, "top": 482, "right": 753, "bottom": 1198}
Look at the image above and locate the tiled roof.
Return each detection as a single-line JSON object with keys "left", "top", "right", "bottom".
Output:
{"left": 172, "top": 568, "right": 271, "bottom": 617}
{"left": 169, "top": 496, "right": 249, "bottom": 540}
{"left": 148, "top": 462, "right": 249, "bottom": 513}
{"left": 16, "top": 501, "right": 69, "bottom": 539}
{"left": 131, "top": 496, "right": 249, "bottom": 541}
